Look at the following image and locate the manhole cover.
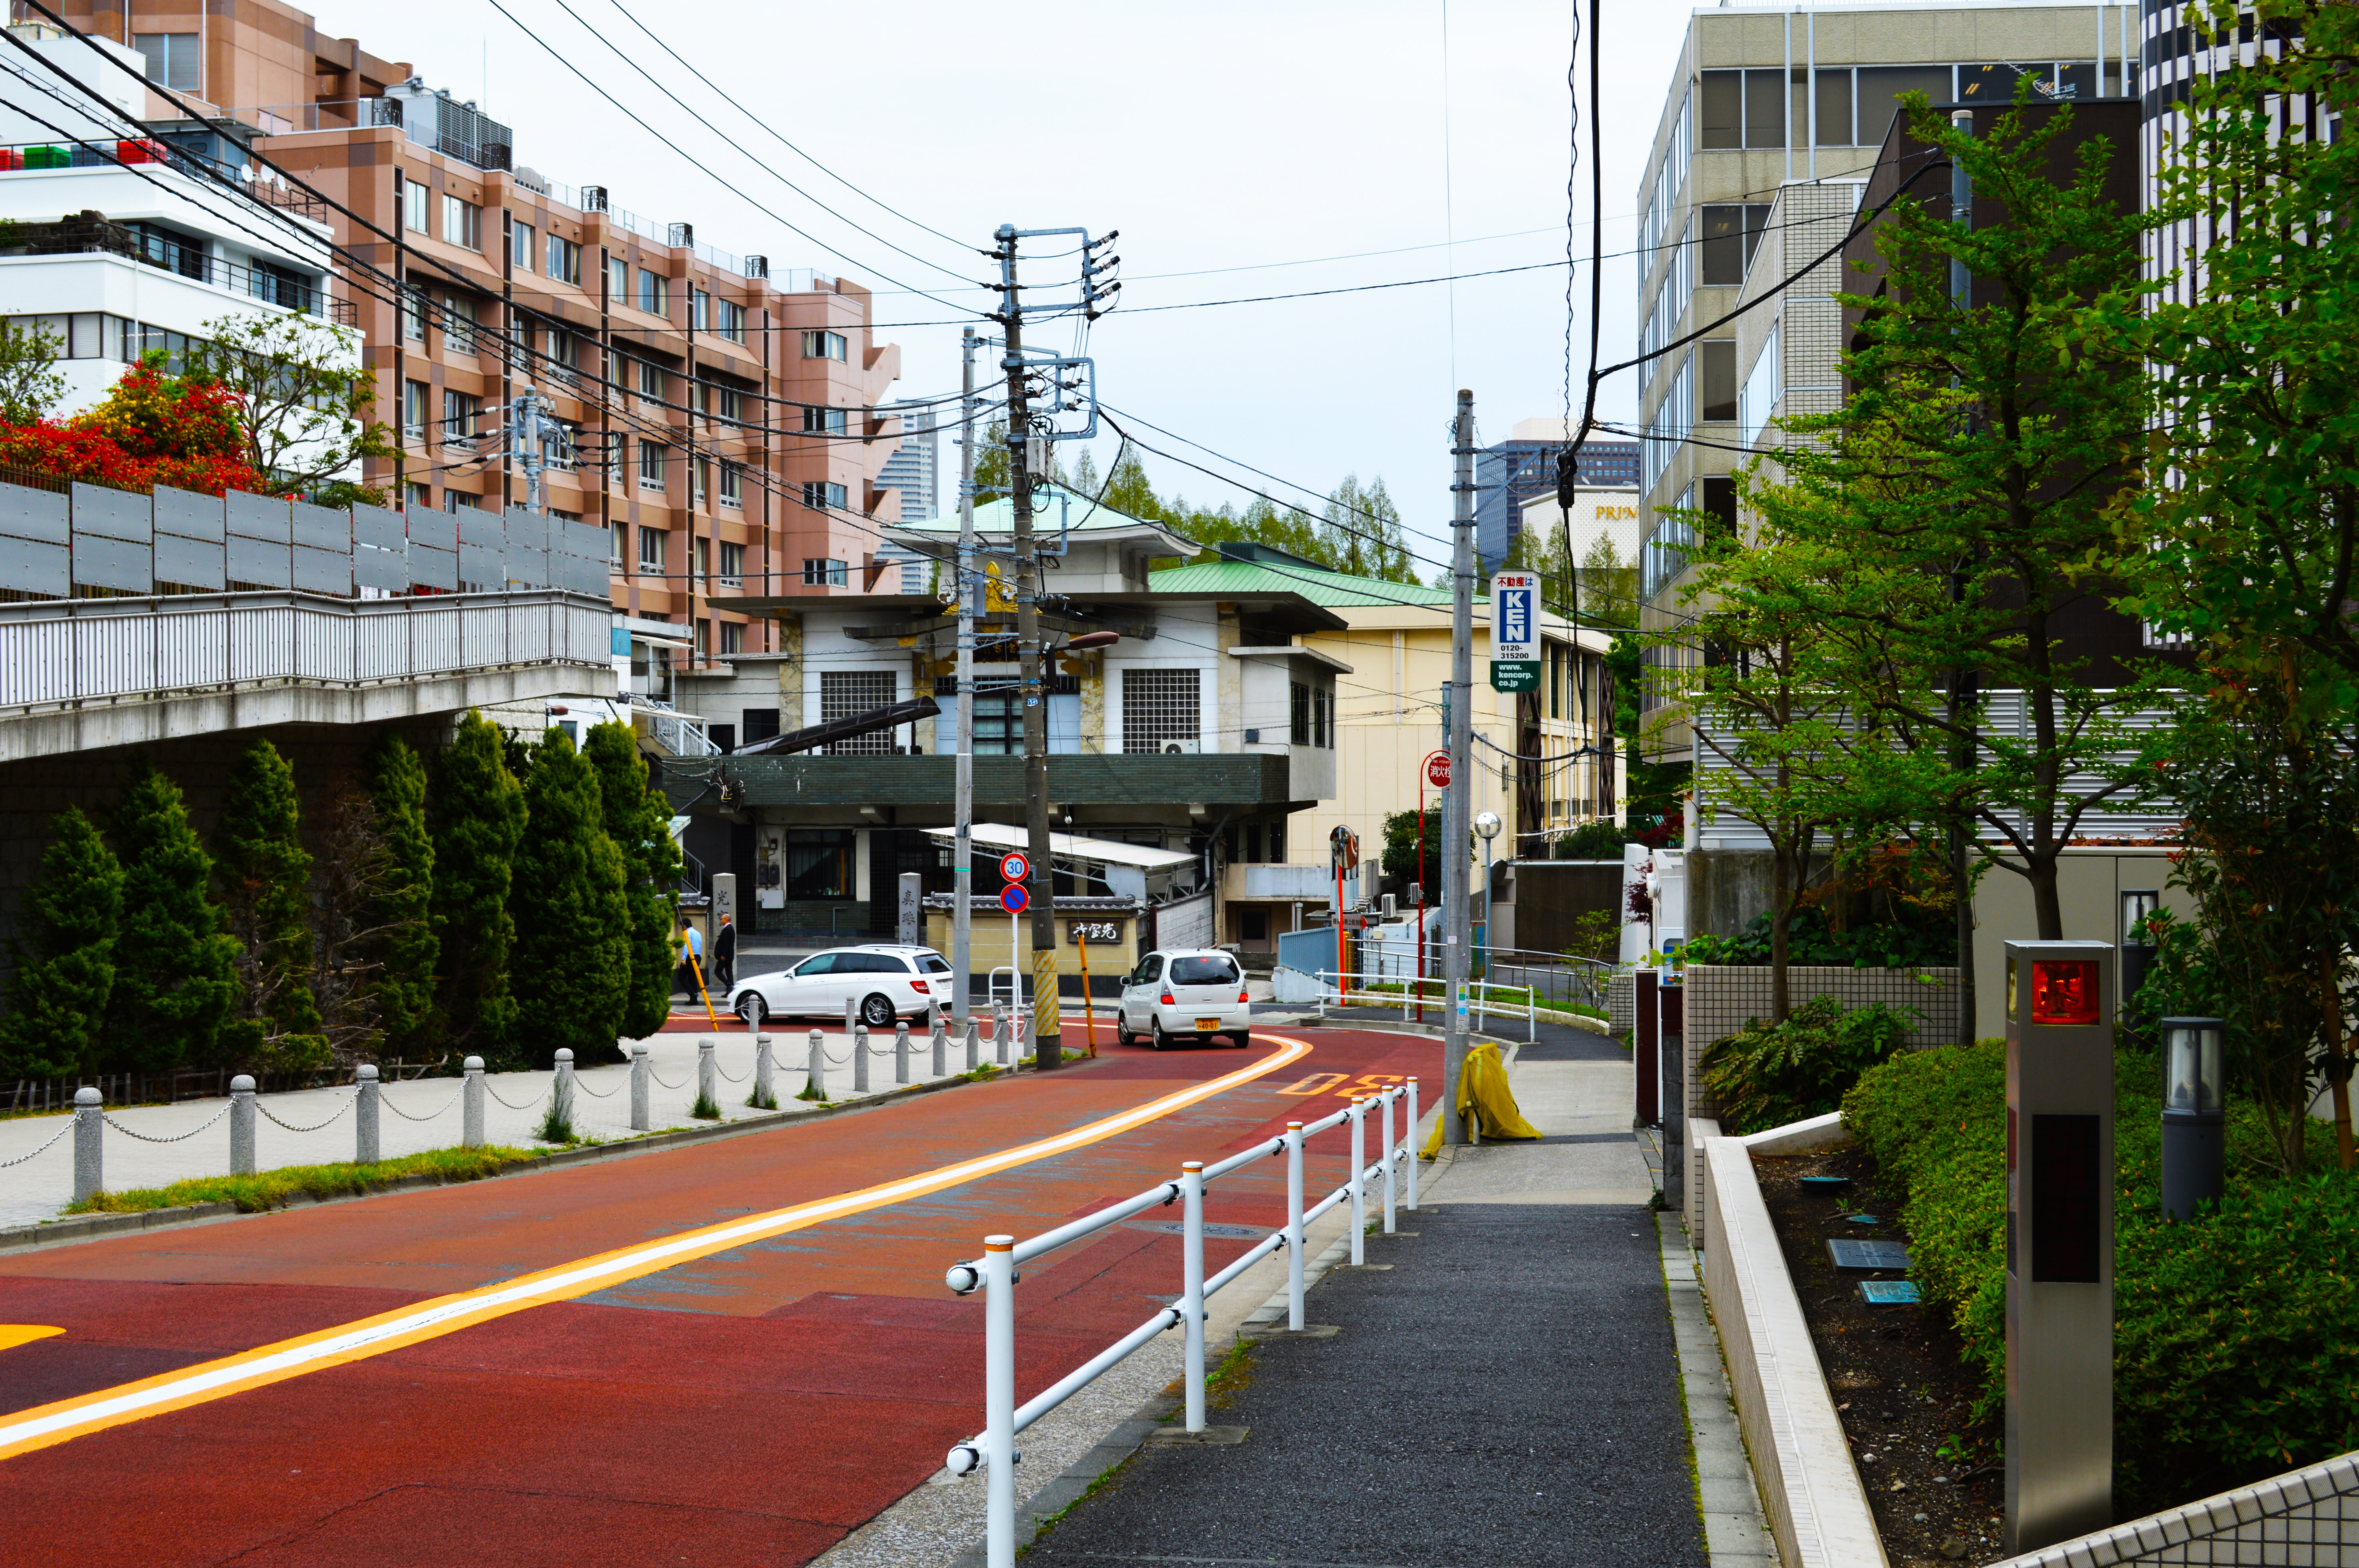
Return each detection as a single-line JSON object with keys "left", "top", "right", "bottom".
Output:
{"left": 1125, "top": 1221, "right": 1270, "bottom": 1241}
{"left": 1827, "top": 1239, "right": 1911, "bottom": 1271}
{"left": 1859, "top": 1280, "right": 1922, "bottom": 1306}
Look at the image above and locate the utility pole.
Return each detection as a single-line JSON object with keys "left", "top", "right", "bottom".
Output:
{"left": 514, "top": 385, "right": 549, "bottom": 513}
{"left": 995, "top": 224, "right": 1061, "bottom": 1070}
{"left": 953, "top": 327, "right": 979, "bottom": 1041}
{"left": 1442, "top": 389, "right": 1476, "bottom": 1143}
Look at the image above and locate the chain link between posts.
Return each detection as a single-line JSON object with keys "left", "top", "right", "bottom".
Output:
{"left": 483, "top": 1081, "right": 549, "bottom": 1112}
{"left": 380, "top": 1083, "right": 466, "bottom": 1123}
{"left": 255, "top": 1093, "right": 357, "bottom": 1134}
{"left": 99, "top": 1102, "right": 234, "bottom": 1143}
{"left": 0, "top": 1118, "right": 75, "bottom": 1168}
{"left": 712, "top": 1058, "right": 749, "bottom": 1084}
{"left": 569, "top": 1073, "right": 622, "bottom": 1098}
{"left": 646, "top": 1068, "right": 688, "bottom": 1091}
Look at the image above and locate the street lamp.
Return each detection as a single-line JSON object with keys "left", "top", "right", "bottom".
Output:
{"left": 2159, "top": 1015, "right": 2225, "bottom": 1222}
{"left": 1472, "top": 811, "right": 1502, "bottom": 979}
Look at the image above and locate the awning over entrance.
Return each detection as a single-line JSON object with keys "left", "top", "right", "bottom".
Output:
{"left": 924, "top": 822, "right": 1197, "bottom": 902}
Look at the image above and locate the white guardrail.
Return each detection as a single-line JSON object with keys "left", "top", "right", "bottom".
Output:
{"left": 1313, "top": 970, "right": 1546, "bottom": 1041}
{"left": 942, "top": 1080, "right": 1418, "bottom": 1568}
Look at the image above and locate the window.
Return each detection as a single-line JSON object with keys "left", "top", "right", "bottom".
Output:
{"left": 639, "top": 441, "right": 667, "bottom": 491}
{"left": 1855, "top": 66, "right": 1955, "bottom": 149}
{"left": 719, "top": 620, "right": 744, "bottom": 656}
{"left": 406, "top": 482, "right": 430, "bottom": 513}
{"left": 1699, "top": 68, "right": 1784, "bottom": 150}
{"left": 133, "top": 33, "right": 199, "bottom": 91}
{"left": 718, "top": 541, "right": 744, "bottom": 584}
{"left": 403, "top": 177, "right": 430, "bottom": 234}
{"left": 1290, "top": 680, "right": 1311, "bottom": 745}
{"left": 440, "top": 389, "right": 481, "bottom": 448}
{"left": 716, "top": 385, "right": 743, "bottom": 424}
{"left": 1699, "top": 340, "right": 1738, "bottom": 422}
{"left": 719, "top": 463, "right": 742, "bottom": 508}
{"left": 605, "top": 254, "right": 627, "bottom": 302}
{"left": 802, "top": 558, "right": 848, "bottom": 587}
{"left": 639, "top": 527, "right": 665, "bottom": 570}
{"left": 695, "top": 619, "right": 711, "bottom": 659}
{"left": 694, "top": 537, "right": 711, "bottom": 583}
{"left": 821, "top": 670, "right": 898, "bottom": 753}
{"left": 690, "top": 288, "right": 710, "bottom": 331}
{"left": 546, "top": 234, "right": 581, "bottom": 284}
{"left": 1122, "top": 668, "right": 1201, "bottom": 753}
{"left": 1699, "top": 204, "right": 1772, "bottom": 287}
{"left": 637, "top": 267, "right": 667, "bottom": 315}
{"left": 1315, "top": 685, "right": 1332, "bottom": 748}
{"left": 1815, "top": 67, "right": 1855, "bottom": 147}
{"left": 785, "top": 830, "right": 855, "bottom": 899}
{"left": 801, "top": 480, "right": 848, "bottom": 511}
{"left": 441, "top": 194, "right": 482, "bottom": 250}
{"left": 803, "top": 405, "right": 849, "bottom": 435}
{"left": 403, "top": 380, "right": 428, "bottom": 439}
{"left": 802, "top": 330, "right": 848, "bottom": 361}
{"left": 716, "top": 299, "right": 746, "bottom": 343}
{"left": 1171, "top": 955, "right": 1240, "bottom": 985}
{"left": 443, "top": 295, "right": 477, "bottom": 355}
{"left": 612, "top": 525, "right": 627, "bottom": 567}
{"left": 744, "top": 708, "right": 781, "bottom": 744}
{"left": 1741, "top": 323, "right": 1781, "bottom": 445}
{"left": 693, "top": 460, "right": 709, "bottom": 508}
{"left": 637, "top": 359, "right": 663, "bottom": 400}
{"left": 401, "top": 286, "right": 425, "bottom": 342}
{"left": 511, "top": 221, "right": 534, "bottom": 270}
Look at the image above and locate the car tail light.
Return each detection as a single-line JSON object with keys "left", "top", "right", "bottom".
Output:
{"left": 1160, "top": 993, "right": 1175, "bottom": 1006}
{"left": 911, "top": 978, "right": 931, "bottom": 993}
{"left": 1238, "top": 990, "right": 1249, "bottom": 1003}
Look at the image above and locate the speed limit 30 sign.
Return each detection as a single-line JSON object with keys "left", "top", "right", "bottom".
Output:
{"left": 998, "top": 851, "right": 1031, "bottom": 884}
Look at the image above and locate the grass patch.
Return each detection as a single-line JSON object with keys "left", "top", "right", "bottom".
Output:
{"left": 533, "top": 1102, "right": 574, "bottom": 1143}
{"left": 746, "top": 1086, "right": 779, "bottom": 1111}
{"left": 962, "top": 1063, "right": 1003, "bottom": 1082}
{"left": 690, "top": 1090, "right": 722, "bottom": 1120}
{"left": 795, "top": 1082, "right": 830, "bottom": 1102}
{"left": 66, "top": 1144, "right": 542, "bottom": 1215}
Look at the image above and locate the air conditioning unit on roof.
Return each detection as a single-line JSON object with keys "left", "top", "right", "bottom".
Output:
{"left": 1160, "top": 739, "right": 1200, "bottom": 755}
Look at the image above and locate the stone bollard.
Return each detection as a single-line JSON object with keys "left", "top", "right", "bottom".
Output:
{"left": 355, "top": 1063, "right": 381, "bottom": 1164}
{"left": 754, "top": 1033, "right": 774, "bottom": 1108}
{"left": 230, "top": 1075, "right": 256, "bottom": 1175}
{"left": 629, "top": 1045, "right": 649, "bottom": 1131}
{"left": 964, "top": 1017, "right": 980, "bottom": 1072}
{"left": 462, "top": 1057, "right": 484, "bottom": 1148}
{"left": 854, "top": 1024, "right": 871, "bottom": 1094}
{"left": 931, "top": 1013, "right": 948, "bottom": 1078}
{"left": 697, "top": 1037, "right": 717, "bottom": 1109}
{"left": 994, "top": 1002, "right": 1009, "bottom": 1066}
{"left": 806, "top": 1028, "right": 827, "bottom": 1099}
{"left": 843, "top": 997, "right": 857, "bottom": 1039}
{"left": 895, "top": 1020, "right": 911, "bottom": 1086}
{"left": 72, "top": 1086, "right": 101, "bottom": 1204}
{"left": 554, "top": 1049, "right": 576, "bottom": 1137}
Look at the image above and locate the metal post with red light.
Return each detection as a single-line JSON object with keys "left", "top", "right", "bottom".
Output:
{"left": 2003, "top": 939, "right": 2115, "bottom": 1555}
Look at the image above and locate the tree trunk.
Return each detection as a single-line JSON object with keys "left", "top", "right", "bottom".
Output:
{"left": 1770, "top": 840, "right": 1794, "bottom": 1023}
{"left": 2028, "top": 851, "right": 2064, "bottom": 941}
{"left": 2326, "top": 953, "right": 2353, "bottom": 1172}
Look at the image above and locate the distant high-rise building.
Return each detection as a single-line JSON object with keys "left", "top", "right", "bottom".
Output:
{"left": 1475, "top": 418, "right": 1639, "bottom": 567}
{"left": 877, "top": 404, "right": 938, "bottom": 521}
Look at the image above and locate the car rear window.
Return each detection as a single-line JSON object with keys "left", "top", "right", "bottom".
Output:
{"left": 1170, "top": 956, "right": 1239, "bottom": 985}
{"left": 922, "top": 955, "right": 952, "bottom": 974}
{"left": 848, "top": 952, "right": 910, "bottom": 973}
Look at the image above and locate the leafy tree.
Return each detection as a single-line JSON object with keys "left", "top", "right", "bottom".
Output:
{"left": 104, "top": 763, "right": 239, "bottom": 1072}
{"left": 211, "top": 739, "right": 326, "bottom": 1069}
{"left": 184, "top": 312, "right": 394, "bottom": 505}
{"left": 1099, "top": 443, "right": 1167, "bottom": 522}
{"left": 1320, "top": 476, "right": 1417, "bottom": 582}
{"left": 1577, "top": 535, "right": 1641, "bottom": 627}
{"left": 0, "top": 359, "right": 262, "bottom": 495}
{"left": 363, "top": 733, "right": 437, "bottom": 1052}
{"left": 509, "top": 728, "right": 631, "bottom": 1066}
{"left": 583, "top": 721, "right": 682, "bottom": 1039}
{"left": 429, "top": 712, "right": 526, "bottom": 1062}
{"left": 0, "top": 319, "right": 66, "bottom": 426}
{"left": 0, "top": 808, "right": 122, "bottom": 1080}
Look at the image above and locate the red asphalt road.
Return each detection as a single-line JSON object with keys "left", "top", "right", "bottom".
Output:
{"left": 0, "top": 1028, "right": 1431, "bottom": 1566}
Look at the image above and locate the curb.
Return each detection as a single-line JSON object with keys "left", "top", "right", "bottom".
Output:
{"left": 0, "top": 1052, "right": 1099, "bottom": 1257}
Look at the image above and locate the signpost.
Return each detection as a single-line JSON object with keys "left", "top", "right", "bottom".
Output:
{"left": 1329, "top": 826, "right": 1359, "bottom": 1002}
{"left": 1423, "top": 749, "right": 1452, "bottom": 790}
{"left": 1490, "top": 570, "right": 1540, "bottom": 693}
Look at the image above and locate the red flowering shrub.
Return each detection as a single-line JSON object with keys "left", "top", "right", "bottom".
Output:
{"left": 0, "top": 359, "right": 261, "bottom": 496}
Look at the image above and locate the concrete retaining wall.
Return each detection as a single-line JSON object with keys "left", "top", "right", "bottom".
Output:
{"left": 1698, "top": 1133, "right": 1890, "bottom": 1568}
{"left": 1989, "top": 1446, "right": 2359, "bottom": 1565}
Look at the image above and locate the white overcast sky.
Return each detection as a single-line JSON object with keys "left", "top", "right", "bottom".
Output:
{"left": 300, "top": 0, "right": 1690, "bottom": 567}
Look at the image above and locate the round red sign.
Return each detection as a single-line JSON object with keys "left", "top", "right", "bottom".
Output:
{"left": 998, "top": 852, "right": 1030, "bottom": 884}
{"left": 1424, "top": 750, "right": 1453, "bottom": 789}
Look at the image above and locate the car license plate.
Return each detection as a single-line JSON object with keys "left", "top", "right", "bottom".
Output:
{"left": 1195, "top": 1017, "right": 1223, "bottom": 1032}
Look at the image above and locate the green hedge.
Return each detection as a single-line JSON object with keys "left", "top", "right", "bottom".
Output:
{"left": 1843, "top": 1042, "right": 2359, "bottom": 1512}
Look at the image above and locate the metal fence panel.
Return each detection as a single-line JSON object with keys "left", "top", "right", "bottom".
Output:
{"left": 353, "top": 606, "right": 410, "bottom": 680}
{"left": 0, "top": 533, "right": 68, "bottom": 599}
{"left": 226, "top": 490, "right": 291, "bottom": 543}
{"left": 410, "top": 600, "right": 460, "bottom": 668}
{"left": 351, "top": 504, "right": 404, "bottom": 553}
{"left": 227, "top": 534, "right": 290, "bottom": 589}
{"left": 70, "top": 482, "right": 150, "bottom": 543}
{"left": 410, "top": 543, "right": 457, "bottom": 592}
{"left": 153, "top": 485, "right": 224, "bottom": 543}
{"left": 291, "top": 501, "right": 348, "bottom": 553}
{"left": 292, "top": 544, "right": 351, "bottom": 597}
{"left": 154, "top": 604, "right": 229, "bottom": 689}
{"left": 456, "top": 543, "right": 501, "bottom": 592}
{"left": 155, "top": 531, "right": 225, "bottom": 591}
{"left": 0, "top": 482, "right": 68, "bottom": 545}
{"left": 74, "top": 610, "right": 156, "bottom": 698}
{"left": 353, "top": 543, "right": 407, "bottom": 591}
{"left": 230, "top": 600, "right": 294, "bottom": 683}
{"left": 72, "top": 533, "right": 151, "bottom": 593}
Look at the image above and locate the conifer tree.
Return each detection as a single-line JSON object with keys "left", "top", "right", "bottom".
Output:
{"left": 429, "top": 711, "right": 525, "bottom": 1062}
{"left": 0, "top": 807, "right": 123, "bottom": 1080}
{"left": 364, "top": 733, "right": 437, "bottom": 1050}
{"left": 509, "top": 728, "right": 629, "bottom": 1066}
{"left": 212, "top": 738, "right": 326, "bottom": 1067}
{"left": 582, "top": 721, "right": 681, "bottom": 1040}
{"left": 105, "top": 762, "right": 238, "bottom": 1071}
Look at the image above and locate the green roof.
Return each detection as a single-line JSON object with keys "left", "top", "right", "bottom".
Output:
{"left": 894, "top": 484, "right": 1175, "bottom": 535}
{"left": 1151, "top": 557, "right": 1464, "bottom": 610}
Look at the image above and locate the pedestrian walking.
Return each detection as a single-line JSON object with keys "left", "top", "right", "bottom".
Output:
{"left": 713, "top": 915, "right": 737, "bottom": 990}
{"left": 676, "top": 920, "right": 705, "bottom": 999}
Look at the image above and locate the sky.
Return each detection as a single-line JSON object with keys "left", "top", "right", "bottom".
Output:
{"left": 298, "top": 0, "right": 1693, "bottom": 569}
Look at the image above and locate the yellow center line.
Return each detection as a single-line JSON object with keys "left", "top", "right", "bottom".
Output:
{"left": 0, "top": 1035, "right": 1312, "bottom": 1463}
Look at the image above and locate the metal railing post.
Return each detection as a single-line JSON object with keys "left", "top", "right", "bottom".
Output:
{"left": 1181, "top": 1160, "right": 1206, "bottom": 1433}
{"left": 72, "top": 1086, "right": 99, "bottom": 1203}
{"left": 1285, "top": 1120, "right": 1305, "bottom": 1330}
{"left": 355, "top": 1063, "right": 381, "bottom": 1164}
{"left": 1530, "top": 981, "right": 1538, "bottom": 1042}
{"left": 854, "top": 1024, "right": 871, "bottom": 1093}
{"left": 931, "top": 1011, "right": 947, "bottom": 1078}
{"left": 1349, "top": 1098, "right": 1366, "bottom": 1266}
{"left": 629, "top": 1045, "right": 649, "bottom": 1130}
{"left": 984, "top": 1235, "right": 1017, "bottom": 1568}
{"left": 965, "top": 1017, "right": 981, "bottom": 1072}
{"left": 697, "top": 1038, "right": 717, "bottom": 1108}
{"left": 754, "top": 1034, "right": 773, "bottom": 1108}
{"left": 806, "top": 1029, "right": 826, "bottom": 1100}
{"left": 1381, "top": 1086, "right": 1397, "bottom": 1234}
{"left": 462, "top": 1057, "right": 484, "bottom": 1147}
{"left": 1406, "top": 1077, "right": 1421, "bottom": 1211}
{"left": 895, "top": 1020, "right": 911, "bottom": 1085}
{"left": 993, "top": 1001, "right": 1009, "bottom": 1066}
{"left": 230, "top": 1074, "right": 256, "bottom": 1174}
{"left": 554, "top": 1049, "right": 575, "bottom": 1135}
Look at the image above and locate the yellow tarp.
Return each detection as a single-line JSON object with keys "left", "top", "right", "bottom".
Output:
{"left": 1421, "top": 1041, "right": 1543, "bottom": 1157}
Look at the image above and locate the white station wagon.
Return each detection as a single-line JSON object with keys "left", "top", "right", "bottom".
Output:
{"left": 728, "top": 945, "right": 951, "bottom": 1029}
{"left": 1114, "top": 949, "right": 1252, "bottom": 1050}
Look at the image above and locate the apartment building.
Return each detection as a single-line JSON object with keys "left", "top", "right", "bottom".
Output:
{"left": 48, "top": 0, "right": 908, "bottom": 681}
{"left": 1629, "top": 1, "right": 2139, "bottom": 764}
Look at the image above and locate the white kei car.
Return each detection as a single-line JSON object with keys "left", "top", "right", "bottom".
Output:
{"left": 728, "top": 945, "right": 952, "bottom": 1030}
{"left": 1113, "top": 949, "right": 1253, "bottom": 1050}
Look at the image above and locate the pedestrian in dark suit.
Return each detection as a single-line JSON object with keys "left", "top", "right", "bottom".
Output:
{"left": 714, "top": 916, "right": 738, "bottom": 990}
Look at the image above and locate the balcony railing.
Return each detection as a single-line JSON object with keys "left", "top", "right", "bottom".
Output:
{"left": 0, "top": 138, "right": 330, "bottom": 222}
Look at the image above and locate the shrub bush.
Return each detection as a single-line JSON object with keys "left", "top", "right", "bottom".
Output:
{"left": 1678, "top": 901, "right": 1954, "bottom": 968}
{"left": 1843, "top": 1042, "right": 2359, "bottom": 1512}
{"left": 1698, "top": 994, "right": 1915, "bottom": 1134}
